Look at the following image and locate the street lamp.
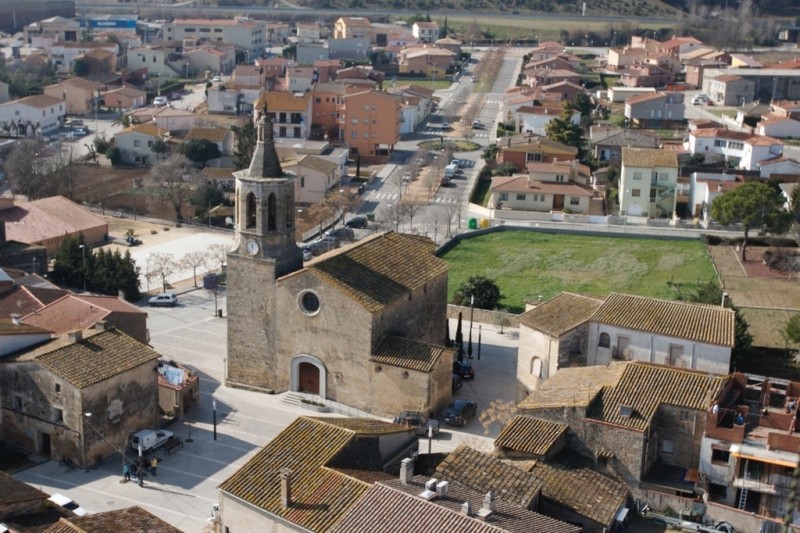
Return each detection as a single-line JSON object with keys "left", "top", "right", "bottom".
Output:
{"left": 427, "top": 424, "right": 433, "bottom": 454}
{"left": 212, "top": 398, "right": 217, "bottom": 441}
{"left": 79, "top": 244, "right": 86, "bottom": 292}
{"left": 467, "top": 295, "right": 474, "bottom": 359}
{"left": 80, "top": 411, "right": 88, "bottom": 471}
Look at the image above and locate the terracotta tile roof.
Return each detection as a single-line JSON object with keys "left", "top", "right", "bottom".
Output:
{"left": 15, "top": 94, "right": 63, "bottom": 109}
{"left": 185, "top": 127, "right": 230, "bottom": 143}
{"left": 524, "top": 455, "right": 629, "bottom": 526}
{"left": 17, "top": 328, "right": 160, "bottom": 389}
{"left": 0, "top": 470, "right": 48, "bottom": 505}
{"left": 518, "top": 292, "right": 604, "bottom": 337}
{"left": 298, "top": 155, "right": 339, "bottom": 174}
{"left": 747, "top": 135, "right": 783, "bottom": 147}
{"left": 255, "top": 91, "right": 311, "bottom": 112}
{"left": 0, "top": 196, "right": 108, "bottom": 246}
{"left": 516, "top": 105, "right": 562, "bottom": 116}
{"left": 219, "top": 416, "right": 410, "bottom": 532}
{"left": 106, "top": 85, "right": 146, "bottom": 98}
{"left": 21, "top": 295, "right": 113, "bottom": 334}
{"left": 586, "top": 362, "right": 728, "bottom": 430}
{"left": 42, "top": 506, "right": 182, "bottom": 533}
{"left": 517, "top": 364, "right": 627, "bottom": 411}
{"left": 370, "top": 335, "right": 450, "bottom": 372}
{"left": 527, "top": 161, "right": 591, "bottom": 178}
{"left": 435, "top": 445, "right": 543, "bottom": 509}
{"left": 117, "top": 123, "right": 166, "bottom": 137}
{"left": 371, "top": 477, "right": 581, "bottom": 533}
{"left": 303, "top": 232, "right": 449, "bottom": 312}
{"left": 491, "top": 176, "right": 593, "bottom": 197}
{"left": 624, "top": 91, "right": 669, "bottom": 105}
{"left": 59, "top": 77, "right": 104, "bottom": 91}
{"left": 28, "top": 286, "right": 69, "bottom": 305}
{"left": 339, "top": 16, "right": 372, "bottom": 27}
{"left": 500, "top": 135, "right": 577, "bottom": 156}
{"left": 0, "top": 285, "right": 66, "bottom": 317}
{"left": 592, "top": 293, "right": 735, "bottom": 347}
{"left": 75, "top": 295, "right": 145, "bottom": 314}
{"left": 495, "top": 416, "right": 568, "bottom": 457}
{"left": 0, "top": 317, "right": 50, "bottom": 335}
{"left": 621, "top": 147, "right": 678, "bottom": 168}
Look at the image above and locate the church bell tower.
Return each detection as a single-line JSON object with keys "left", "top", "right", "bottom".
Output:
{"left": 226, "top": 105, "right": 302, "bottom": 392}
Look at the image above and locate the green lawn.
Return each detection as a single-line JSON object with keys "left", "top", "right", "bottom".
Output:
{"left": 442, "top": 231, "right": 717, "bottom": 313}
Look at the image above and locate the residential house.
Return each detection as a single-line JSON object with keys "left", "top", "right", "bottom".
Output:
{"left": 607, "top": 86, "right": 657, "bottom": 103}
{"left": 333, "top": 17, "right": 372, "bottom": 39}
{"left": 93, "top": 29, "right": 141, "bottom": 49}
{"left": 514, "top": 105, "right": 572, "bottom": 135}
{"left": 0, "top": 471, "right": 49, "bottom": 522}
{"left": 523, "top": 68, "right": 581, "bottom": 89}
{"left": 685, "top": 59, "right": 728, "bottom": 89}
{"left": 286, "top": 66, "right": 317, "bottom": 93}
{"left": 126, "top": 43, "right": 187, "bottom": 79}
{"left": 129, "top": 106, "right": 196, "bottom": 133}
{"left": 336, "top": 65, "right": 384, "bottom": 89}
{"left": 497, "top": 133, "right": 578, "bottom": 171}
{"left": 701, "top": 68, "right": 800, "bottom": 101}
{"left": 412, "top": 21, "right": 439, "bottom": 43}
{"left": 297, "top": 42, "right": 331, "bottom": 65}
{"left": 607, "top": 47, "right": 650, "bottom": 70}
{"left": 770, "top": 100, "right": 800, "bottom": 119}
{"left": 518, "top": 361, "right": 729, "bottom": 490}
{"left": 21, "top": 294, "right": 148, "bottom": 344}
{"left": 491, "top": 161, "right": 593, "bottom": 214}
{"left": 0, "top": 222, "right": 48, "bottom": 274}
{"left": 42, "top": 506, "right": 182, "bottom": 533}
{"left": 297, "top": 22, "right": 321, "bottom": 44}
{"left": 114, "top": 123, "right": 168, "bottom": 165}
{"left": 266, "top": 21, "right": 291, "bottom": 44}
{"left": 0, "top": 327, "right": 161, "bottom": 468}
{"left": 313, "top": 59, "right": 341, "bottom": 83}
{"left": 389, "top": 83, "right": 434, "bottom": 133}
{"left": 339, "top": 90, "right": 401, "bottom": 158}
{"left": 232, "top": 64, "right": 266, "bottom": 87}
{"left": 207, "top": 81, "right": 263, "bottom": 115}
{"left": 82, "top": 47, "right": 118, "bottom": 76}
{"left": 729, "top": 53, "right": 763, "bottom": 69}
{"left": 255, "top": 57, "right": 287, "bottom": 78}
{"left": 689, "top": 172, "right": 743, "bottom": 220}
{"left": 185, "top": 42, "right": 236, "bottom": 76}
{"left": 433, "top": 37, "right": 462, "bottom": 56}
{"left": 0, "top": 196, "right": 108, "bottom": 255}
{"left": 735, "top": 102, "right": 772, "bottom": 128}
{"left": 0, "top": 94, "right": 65, "bottom": 136}
{"left": 164, "top": 17, "right": 266, "bottom": 61}
{"left": 527, "top": 42, "right": 566, "bottom": 62}
{"left": 624, "top": 91, "right": 684, "bottom": 128}
{"left": 756, "top": 113, "right": 800, "bottom": 138}
{"left": 103, "top": 85, "right": 146, "bottom": 110}
{"left": 217, "top": 416, "right": 416, "bottom": 532}
{"left": 254, "top": 91, "right": 313, "bottom": 140}
{"left": 43, "top": 77, "right": 103, "bottom": 116}
{"left": 45, "top": 41, "right": 118, "bottom": 74}
{"left": 157, "top": 359, "right": 199, "bottom": 420}
{"left": 757, "top": 156, "right": 800, "bottom": 178}
{"left": 687, "top": 128, "right": 784, "bottom": 171}
{"left": 24, "top": 15, "right": 80, "bottom": 43}
{"left": 537, "top": 81, "right": 584, "bottom": 103}
{"left": 292, "top": 155, "right": 341, "bottom": 204}
{"left": 619, "top": 147, "right": 679, "bottom": 218}
{"left": 371, "top": 22, "right": 414, "bottom": 48}
{"left": 708, "top": 75, "right": 755, "bottom": 106}
{"left": 397, "top": 45, "right": 456, "bottom": 78}
{"left": 310, "top": 81, "right": 351, "bottom": 140}
{"left": 657, "top": 36, "right": 704, "bottom": 59}
{"left": 184, "top": 127, "right": 234, "bottom": 157}
{"left": 619, "top": 64, "right": 674, "bottom": 88}
{"left": 523, "top": 57, "right": 577, "bottom": 74}
{"left": 591, "top": 128, "right": 660, "bottom": 164}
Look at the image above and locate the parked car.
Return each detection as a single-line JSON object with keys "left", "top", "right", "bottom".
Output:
{"left": 472, "top": 120, "right": 482, "bottom": 129}
{"left": 148, "top": 292, "right": 178, "bottom": 307}
{"left": 452, "top": 373, "right": 463, "bottom": 392}
{"left": 73, "top": 127, "right": 89, "bottom": 136}
{"left": 444, "top": 399, "right": 478, "bottom": 426}
{"left": 129, "top": 429, "right": 174, "bottom": 453}
{"left": 169, "top": 92, "right": 182, "bottom": 101}
{"left": 441, "top": 176, "right": 452, "bottom": 187}
{"left": 309, "top": 239, "right": 337, "bottom": 256}
{"left": 212, "top": 75, "right": 221, "bottom": 82}
{"left": 66, "top": 119, "right": 84, "bottom": 127}
{"left": 442, "top": 121, "right": 450, "bottom": 129}
{"left": 48, "top": 493, "right": 88, "bottom": 516}
{"left": 393, "top": 411, "right": 440, "bottom": 436}
{"left": 345, "top": 216, "right": 368, "bottom": 229}
{"left": 153, "top": 96, "right": 168, "bottom": 106}
{"left": 453, "top": 360, "right": 475, "bottom": 380}
{"left": 326, "top": 227, "right": 355, "bottom": 242}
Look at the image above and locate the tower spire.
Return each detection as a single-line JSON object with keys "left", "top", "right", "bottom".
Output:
{"left": 248, "top": 98, "right": 283, "bottom": 179}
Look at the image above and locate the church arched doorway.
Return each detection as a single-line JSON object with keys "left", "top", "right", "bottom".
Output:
{"left": 290, "top": 355, "right": 327, "bottom": 398}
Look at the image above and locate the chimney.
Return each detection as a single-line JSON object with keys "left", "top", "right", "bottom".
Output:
{"left": 461, "top": 501, "right": 472, "bottom": 516}
{"left": 68, "top": 330, "right": 83, "bottom": 343}
{"left": 95, "top": 320, "right": 108, "bottom": 331}
{"left": 400, "top": 457, "right": 413, "bottom": 485}
{"left": 10, "top": 314, "right": 20, "bottom": 326}
{"left": 425, "top": 478, "right": 438, "bottom": 491}
{"left": 722, "top": 292, "right": 730, "bottom": 308}
{"left": 436, "top": 481, "right": 448, "bottom": 497}
{"left": 477, "top": 491, "right": 496, "bottom": 520}
{"left": 279, "top": 468, "right": 293, "bottom": 509}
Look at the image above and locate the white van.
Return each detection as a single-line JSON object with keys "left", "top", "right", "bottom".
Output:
{"left": 129, "top": 429, "right": 173, "bottom": 453}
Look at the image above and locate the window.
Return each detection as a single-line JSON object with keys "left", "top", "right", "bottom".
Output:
{"left": 662, "top": 439, "right": 674, "bottom": 454}
{"left": 147, "top": 141, "right": 153, "bottom": 147}
{"left": 351, "top": 131, "right": 357, "bottom": 138}
{"left": 729, "top": 141, "right": 744, "bottom": 150}
{"left": 500, "top": 193, "right": 508, "bottom": 201}
{"left": 598, "top": 332, "right": 610, "bottom": 348}
{"left": 13, "top": 394, "right": 22, "bottom": 410}
{"left": 570, "top": 197, "right": 580, "bottom": 205}
{"left": 55, "top": 383, "right": 61, "bottom": 393}
{"left": 351, "top": 118, "right": 358, "bottom": 124}
{"left": 659, "top": 172, "right": 668, "bottom": 181}
{"left": 364, "top": 104, "right": 369, "bottom": 111}
{"left": 133, "top": 140, "right": 141, "bottom": 147}
{"left": 633, "top": 172, "right": 642, "bottom": 180}
{"left": 53, "top": 408, "right": 63, "bottom": 422}
{"left": 714, "top": 139, "right": 726, "bottom": 147}
{"left": 555, "top": 174, "right": 564, "bottom": 182}
{"left": 631, "top": 189, "right": 641, "bottom": 197}
{"left": 531, "top": 357, "right": 543, "bottom": 378}
{"left": 299, "top": 291, "right": 320, "bottom": 314}
{"left": 516, "top": 193, "right": 526, "bottom": 200}
{"left": 300, "top": 176, "right": 305, "bottom": 188}
{"left": 668, "top": 344, "right": 683, "bottom": 366}
{"left": 267, "top": 193, "right": 276, "bottom": 231}
{"left": 245, "top": 192, "right": 256, "bottom": 229}
{"left": 526, "top": 153, "right": 542, "bottom": 162}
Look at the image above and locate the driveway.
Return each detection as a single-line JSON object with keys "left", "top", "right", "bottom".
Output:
{"left": 13, "top": 288, "right": 521, "bottom": 531}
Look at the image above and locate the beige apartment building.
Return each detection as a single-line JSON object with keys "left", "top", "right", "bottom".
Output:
{"left": 333, "top": 16, "right": 372, "bottom": 39}
{"left": 43, "top": 77, "right": 103, "bottom": 116}
{"left": 164, "top": 17, "right": 266, "bottom": 60}
{"left": 340, "top": 90, "right": 401, "bottom": 158}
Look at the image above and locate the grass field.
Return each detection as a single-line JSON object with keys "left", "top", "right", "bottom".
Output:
{"left": 441, "top": 231, "right": 717, "bottom": 313}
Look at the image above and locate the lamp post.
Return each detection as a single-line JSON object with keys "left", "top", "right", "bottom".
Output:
{"left": 467, "top": 295, "right": 474, "bottom": 359}
{"left": 478, "top": 325, "right": 482, "bottom": 360}
{"left": 80, "top": 410, "right": 88, "bottom": 471}
{"left": 427, "top": 424, "right": 433, "bottom": 454}
{"left": 212, "top": 398, "right": 217, "bottom": 441}
{"left": 79, "top": 244, "right": 86, "bottom": 292}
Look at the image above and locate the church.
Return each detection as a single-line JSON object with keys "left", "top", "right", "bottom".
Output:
{"left": 226, "top": 110, "right": 454, "bottom": 417}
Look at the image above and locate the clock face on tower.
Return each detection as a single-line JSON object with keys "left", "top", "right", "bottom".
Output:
{"left": 246, "top": 239, "right": 260, "bottom": 256}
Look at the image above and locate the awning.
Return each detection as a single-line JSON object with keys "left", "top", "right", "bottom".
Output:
{"left": 615, "top": 507, "right": 629, "bottom": 522}
{"left": 732, "top": 451, "right": 797, "bottom": 468}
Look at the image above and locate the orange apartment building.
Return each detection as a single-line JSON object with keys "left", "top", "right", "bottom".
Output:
{"left": 310, "top": 81, "right": 353, "bottom": 140}
{"left": 340, "top": 89, "right": 401, "bottom": 159}
{"left": 398, "top": 45, "right": 456, "bottom": 78}
{"left": 333, "top": 17, "right": 372, "bottom": 40}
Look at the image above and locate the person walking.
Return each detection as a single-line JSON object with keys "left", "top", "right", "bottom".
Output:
{"left": 123, "top": 464, "right": 130, "bottom": 482}
{"left": 150, "top": 456, "right": 158, "bottom": 476}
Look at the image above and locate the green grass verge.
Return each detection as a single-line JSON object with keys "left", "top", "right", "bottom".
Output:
{"left": 441, "top": 231, "right": 717, "bottom": 313}
{"left": 471, "top": 178, "right": 492, "bottom": 207}
{"left": 396, "top": 78, "right": 453, "bottom": 91}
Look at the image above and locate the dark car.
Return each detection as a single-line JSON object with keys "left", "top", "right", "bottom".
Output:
{"left": 169, "top": 92, "right": 182, "bottom": 101}
{"left": 452, "top": 373, "right": 463, "bottom": 393}
{"left": 345, "top": 216, "right": 368, "bottom": 229}
{"left": 453, "top": 360, "right": 475, "bottom": 380}
{"left": 444, "top": 399, "right": 478, "bottom": 426}
{"left": 393, "top": 411, "right": 440, "bottom": 436}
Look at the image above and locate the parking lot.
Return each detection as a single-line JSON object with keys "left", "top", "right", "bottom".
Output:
{"left": 14, "top": 243, "right": 521, "bottom": 531}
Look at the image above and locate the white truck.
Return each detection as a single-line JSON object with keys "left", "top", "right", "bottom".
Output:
{"left": 129, "top": 429, "right": 174, "bottom": 453}
{"left": 444, "top": 163, "right": 458, "bottom": 178}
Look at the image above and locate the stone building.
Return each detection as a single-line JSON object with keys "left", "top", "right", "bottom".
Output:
{"left": 0, "top": 326, "right": 161, "bottom": 468}
{"left": 226, "top": 111, "right": 453, "bottom": 417}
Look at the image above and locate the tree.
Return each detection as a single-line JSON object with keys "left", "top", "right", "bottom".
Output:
{"left": 783, "top": 314, "right": 800, "bottom": 349}
{"left": 710, "top": 181, "right": 791, "bottom": 261}
{"left": 51, "top": 234, "right": 88, "bottom": 288}
{"left": 180, "top": 250, "right": 210, "bottom": 287}
{"left": 179, "top": 139, "right": 221, "bottom": 166}
{"left": 192, "top": 183, "right": 227, "bottom": 218}
{"left": 232, "top": 119, "right": 257, "bottom": 170}
{"left": 147, "top": 251, "right": 177, "bottom": 293}
{"left": 149, "top": 155, "right": 198, "bottom": 222}
{"left": 105, "top": 145, "right": 121, "bottom": 166}
{"left": 481, "top": 144, "right": 499, "bottom": 163}
{"left": 573, "top": 92, "right": 594, "bottom": 118}
{"left": 150, "top": 137, "right": 168, "bottom": 163}
{"left": 207, "top": 242, "right": 231, "bottom": 271}
{"left": 545, "top": 103, "right": 586, "bottom": 160}
{"left": 73, "top": 58, "right": 89, "bottom": 77}
{"left": 453, "top": 276, "right": 502, "bottom": 310}
{"left": 5, "top": 139, "right": 74, "bottom": 199}
{"left": 93, "top": 135, "right": 110, "bottom": 154}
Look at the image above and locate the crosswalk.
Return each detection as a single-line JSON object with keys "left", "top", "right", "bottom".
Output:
{"left": 420, "top": 128, "right": 492, "bottom": 138}
{"left": 369, "top": 192, "right": 460, "bottom": 204}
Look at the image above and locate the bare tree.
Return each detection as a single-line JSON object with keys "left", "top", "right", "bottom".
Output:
{"left": 180, "top": 250, "right": 210, "bottom": 287}
{"left": 324, "top": 188, "right": 358, "bottom": 228}
{"left": 147, "top": 251, "right": 177, "bottom": 293}
{"left": 478, "top": 399, "right": 517, "bottom": 436}
{"left": 6, "top": 139, "right": 62, "bottom": 200}
{"left": 306, "top": 201, "right": 334, "bottom": 237}
{"left": 399, "top": 197, "right": 424, "bottom": 231}
{"left": 207, "top": 242, "right": 232, "bottom": 271}
{"left": 379, "top": 201, "right": 404, "bottom": 232}
{"left": 149, "top": 155, "right": 198, "bottom": 222}
{"left": 427, "top": 206, "right": 449, "bottom": 243}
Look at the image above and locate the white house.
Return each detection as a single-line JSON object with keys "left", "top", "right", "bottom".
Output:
{"left": 0, "top": 94, "right": 65, "bottom": 136}
{"left": 688, "top": 172, "right": 742, "bottom": 220}
{"left": 411, "top": 21, "right": 439, "bottom": 43}
{"left": 491, "top": 160, "right": 593, "bottom": 215}
{"left": 618, "top": 147, "right": 678, "bottom": 218}
{"left": 756, "top": 113, "right": 800, "bottom": 139}
{"left": 113, "top": 123, "right": 167, "bottom": 165}
{"left": 757, "top": 157, "right": 800, "bottom": 178}
{"left": 516, "top": 105, "right": 579, "bottom": 135}
{"left": 687, "top": 128, "right": 784, "bottom": 171}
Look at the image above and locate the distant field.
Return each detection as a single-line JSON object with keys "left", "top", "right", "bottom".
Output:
{"left": 441, "top": 231, "right": 717, "bottom": 313}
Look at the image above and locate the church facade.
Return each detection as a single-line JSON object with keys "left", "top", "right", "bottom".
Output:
{"left": 226, "top": 111, "right": 453, "bottom": 417}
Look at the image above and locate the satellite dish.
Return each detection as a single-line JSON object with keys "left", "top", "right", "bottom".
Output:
{"left": 225, "top": 217, "right": 233, "bottom": 226}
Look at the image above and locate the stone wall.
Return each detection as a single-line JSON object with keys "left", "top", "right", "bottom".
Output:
{"left": 446, "top": 304, "right": 519, "bottom": 329}
{"left": 653, "top": 406, "right": 706, "bottom": 470}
